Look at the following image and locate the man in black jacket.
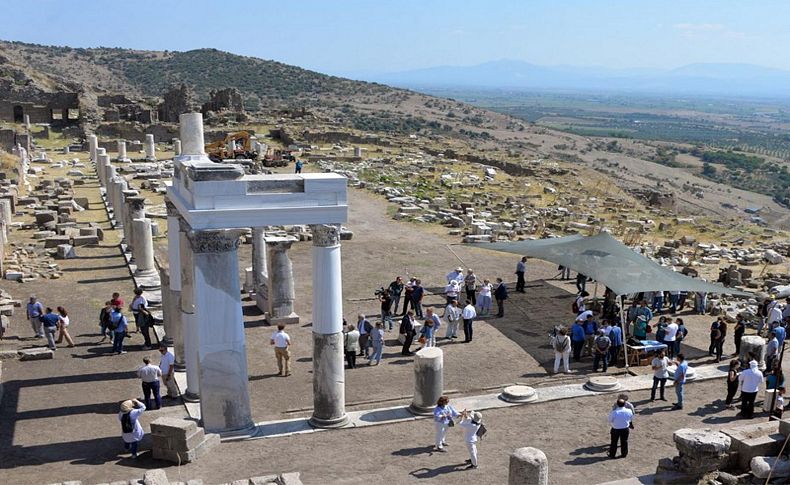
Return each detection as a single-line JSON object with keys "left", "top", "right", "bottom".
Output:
{"left": 494, "top": 278, "right": 508, "bottom": 318}
{"left": 400, "top": 310, "right": 416, "bottom": 356}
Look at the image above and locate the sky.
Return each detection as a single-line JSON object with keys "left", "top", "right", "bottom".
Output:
{"left": 2, "top": 0, "right": 790, "bottom": 75}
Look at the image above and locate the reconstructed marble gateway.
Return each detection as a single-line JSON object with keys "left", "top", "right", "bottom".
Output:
{"left": 165, "top": 113, "right": 349, "bottom": 433}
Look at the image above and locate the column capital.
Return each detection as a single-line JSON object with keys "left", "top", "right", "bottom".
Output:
{"left": 265, "top": 236, "right": 297, "bottom": 251}
{"left": 187, "top": 229, "right": 243, "bottom": 254}
{"left": 311, "top": 224, "right": 341, "bottom": 247}
{"left": 126, "top": 196, "right": 146, "bottom": 211}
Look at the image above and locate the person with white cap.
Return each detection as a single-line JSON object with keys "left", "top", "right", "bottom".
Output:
{"left": 118, "top": 398, "right": 146, "bottom": 458}
{"left": 459, "top": 409, "right": 484, "bottom": 469}
{"left": 738, "top": 357, "right": 764, "bottom": 419}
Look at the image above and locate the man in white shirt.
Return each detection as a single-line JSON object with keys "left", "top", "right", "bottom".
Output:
{"left": 443, "top": 300, "right": 461, "bottom": 340}
{"left": 270, "top": 324, "right": 292, "bottom": 377}
{"left": 608, "top": 399, "right": 634, "bottom": 459}
{"left": 444, "top": 281, "right": 460, "bottom": 305}
{"left": 462, "top": 300, "right": 477, "bottom": 343}
{"left": 158, "top": 344, "right": 178, "bottom": 398}
{"left": 663, "top": 319, "right": 679, "bottom": 358}
{"left": 768, "top": 301, "right": 783, "bottom": 326}
{"left": 137, "top": 356, "right": 162, "bottom": 410}
{"left": 738, "top": 360, "right": 764, "bottom": 419}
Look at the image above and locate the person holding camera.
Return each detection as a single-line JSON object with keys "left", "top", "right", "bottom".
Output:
{"left": 459, "top": 409, "right": 484, "bottom": 469}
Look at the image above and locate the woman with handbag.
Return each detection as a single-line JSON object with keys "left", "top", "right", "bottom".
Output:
{"left": 433, "top": 396, "right": 458, "bottom": 452}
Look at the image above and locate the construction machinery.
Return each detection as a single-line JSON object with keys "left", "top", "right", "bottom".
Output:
{"left": 205, "top": 131, "right": 259, "bottom": 162}
{"left": 261, "top": 148, "right": 294, "bottom": 167}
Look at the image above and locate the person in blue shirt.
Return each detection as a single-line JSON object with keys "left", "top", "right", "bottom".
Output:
{"left": 26, "top": 295, "right": 45, "bottom": 338}
{"left": 111, "top": 306, "right": 129, "bottom": 354}
{"left": 571, "top": 319, "right": 586, "bottom": 362}
{"left": 608, "top": 321, "right": 623, "bottom": 367}
{"left": 635, "top": 300, "right": 653, "bottom": 324}
{"left": 773, "top": 323, "right": 786, "bottom": 349}
{"left": 671, "top": 353, "right": 689, "bottom": 410}
{"left": 294, "top": 159, "right": 303, "bottom": 174}
{"left": 411, "top": 280, "right": 424, "bottom": 319}
{"left": 39, "top": 307, "right": 60, "bottom": 350}
{"left": 583, "top": 315, "right": 599, "bottom": 357}
{"left": 433, "top": 395, "right": 459, "bottom": 452}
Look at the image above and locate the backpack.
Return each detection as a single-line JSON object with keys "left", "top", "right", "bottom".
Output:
{"left": 553, "top": 335, "right": 569, "bottom": 353}
{"left": 121, "top": 412, "right": 133, "bottom": 433}
{"left": 108, "top": 312, "right": 121, "bottom": 331}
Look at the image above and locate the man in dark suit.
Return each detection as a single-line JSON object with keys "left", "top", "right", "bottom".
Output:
{"left": 400, "top": 310, "right": 416, "bottom": 356}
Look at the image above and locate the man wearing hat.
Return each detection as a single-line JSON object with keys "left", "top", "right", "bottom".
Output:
{"left": 118, "top": 398, "right": 146, "bottom": 458}
{"left": 446, "top": 267, "right": 465, "bottom": 285}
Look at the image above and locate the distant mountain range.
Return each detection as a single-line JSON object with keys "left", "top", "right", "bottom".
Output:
{"left": 355, "top": 60, "right": 790, "bottom": 98}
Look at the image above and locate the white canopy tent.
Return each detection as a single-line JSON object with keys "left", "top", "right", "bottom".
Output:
{"left": 475, "top": 232, "right": 751, "bottom": 297}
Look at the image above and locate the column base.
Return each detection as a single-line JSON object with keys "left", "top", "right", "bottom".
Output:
{"left": 145, "top": 156, "right": 157, "bottom": 162}
{"left": 407, "top": 404, "right": 435, "bottom": 416}
{"left": 116, "top": 157, "right": 131, "bottom": 163}
{"left": 175, "top": 362, "right": 187, "bottom": 371}
{"left": 308, "top": 413, "right": 349, "bottom": 429}
{"left": 183, "top": 391, "right": 200, "bottom": 402}
{"left": 268, "top": 313, "right": 300, "bottom": 325}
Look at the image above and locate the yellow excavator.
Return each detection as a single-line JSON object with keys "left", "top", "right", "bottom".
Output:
{"left": 205, "top": 131, "right": 259, "bottom": 161}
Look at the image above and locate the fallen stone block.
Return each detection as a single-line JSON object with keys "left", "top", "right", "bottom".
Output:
{"left": 34, "top": 211, "right": 57, "bottom": 225}
{"left": 151, "top": 432, "right": 219, "bottom": 463}
{"left": 249, "top": 476, "right": 279, "bottom": 485}
{"left": 142, "top": 469, "right": 168, "bottom": 485}
{"left": 722, "top": 419, "right": 783, "bottom": 470}
{"left": 56, "top": 244, "right": 76, "bottom": 259}
{"left": 44, "top": 236, "right": 71, "bottom": 248}
{"left": 0, "top": 350, "right": 18, "bottom": 360}
{"left": 672, "top": 428, "right": 731, "bottom": 474}
{"left": 18, "top": 347, "right": 54, "bottom": 361}
{"left": 151, "top": 428, "right": 205, "bottom": 451}
{"left": 280, "top": 472, "right": 303, "bottom": 485}
{"left": 150, "top": 417, "right": 198, "bottom": 440}
{"left": 71, "top": 235, "right": 99, "bottom": 246}
{"left": 4, "top": 270, "right": 22, "bottom": 281}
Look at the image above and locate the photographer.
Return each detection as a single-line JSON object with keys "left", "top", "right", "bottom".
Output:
{"left": 377, "top": 287, "right": 394, "bottom": 331}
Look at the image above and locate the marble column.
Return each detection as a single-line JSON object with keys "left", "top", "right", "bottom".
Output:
{"left": 165, "top": 200, "right": 185, "bottom": 369}
{"left": 132, "top": 218, "right": 157, "bottom": 277}
{"left": 88, "top": 134, "right": 98, "bottom": 163}
{"left": 111, "top": 177, "right": 127, "bottom": 228}
{"left": 409, "top": 347, "right": 444, "bottom": 415}
{"left": 173, "top": 138, "right": 182, "bottom": 156}
{"left": 97, "top": 153, "right": 110, "bottom": 187}
{"left": 309, "top": 224, "right": 348, "bottom": 428}
{"left": 117, "top": 139, "right": 130, "bottom": 162}
{"left": 251, "top": 227, "right": 268, "bottom": 312}
{"left": 104, "top": 164, "right": 116, "bottom": 208}
{"left": 124, "top": 196, "right": 145, "bottom": 252}
{"left": 266, "top": 236, "right": 299, "bottom": 325}
{"left": 180, "top": 113, "right": 206, "bottom": 156}
{"left": 144, "top": 134, "right": 156, "bottom": 161}
{"left": 187, "top": 229, "right": 253, "bottom": 433}
{"left": 179, "top": 220, "right": 200, "bottom": 399}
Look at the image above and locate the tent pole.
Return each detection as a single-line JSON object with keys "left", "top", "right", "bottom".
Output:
{"left": 619, "top": 294, "right": 629, "bottom": 372}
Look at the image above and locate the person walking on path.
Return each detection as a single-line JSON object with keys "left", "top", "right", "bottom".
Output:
{"left": 477, "top": 279, "right": 493, "bottom": 316}
{"left": 55, "top": 306, "right": 75, "bottom": 347}
{"left": 400, "top": 311, "right": 416, "bottom": 356}
{"left": 593, "top": 329, "right": 611, "bottom": 372}
{"left": 111, "top": 305, "right": 129, "bottom": 355}
{"left": 344, "top": 324, "right": 360, "bottom": 369}
{"left": 462, "top": 299, "right": 477, "bottom": 343}
{"left": 388, "top": 276, "right": 404, "bottom": 315}
{"left": 571, "top": 318, "right": 586, "bottom": 362}
{"left": 515, "top": 257, "right": 527, "bottom": 293}
{"left": 158, "top": 344, "right": 178, "bottom": 398}
{"left": 270, "top": 324, "right": 291, "bottom": 377}
{"left": 118, "top": 399, "right": 146, "bottom": 458}
{"left": 433, "top": 396, "right": 459, "bottom": 452}
{"left": 26, "top": 295, "right": 45, "bottom": 338}
{"left": 650, "top": 349, "right": 669, "bottom": 401}
{"left": 494, "top": 278, "right": 508, "bottom": 318}
{"left": 99, "top": 301, "right": 114, "bottom": 343}
{"left": 443, "top": 300, "right": 461, "bottom": 340}
{"left": 459, "top": 410, "right": 483, "bottom": 469}
{"left": 608, "top": 398, "right": 634, "bottom": 459}
{"left": 137, "top": 356, "right": 162, "bottom": 410}
{"left": 671, "top": 353, "right": 689, "bottom": 410}
{"left": 464, "top": 269, "right": 478, "bottom": 305}
{"left": 552, "top": 327, "right": 571, "bottom": 374}
{"left": 40, "top": 307, "right": 60, "bottom": 350}
{"left": 724, "top": 360, "right": 740, "bottom": 409}
{"left": 738, "top": 359, "right": 763, "bottom": 418}
{"left": 368, "top": 322, "right": 385, "bottom": 365}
